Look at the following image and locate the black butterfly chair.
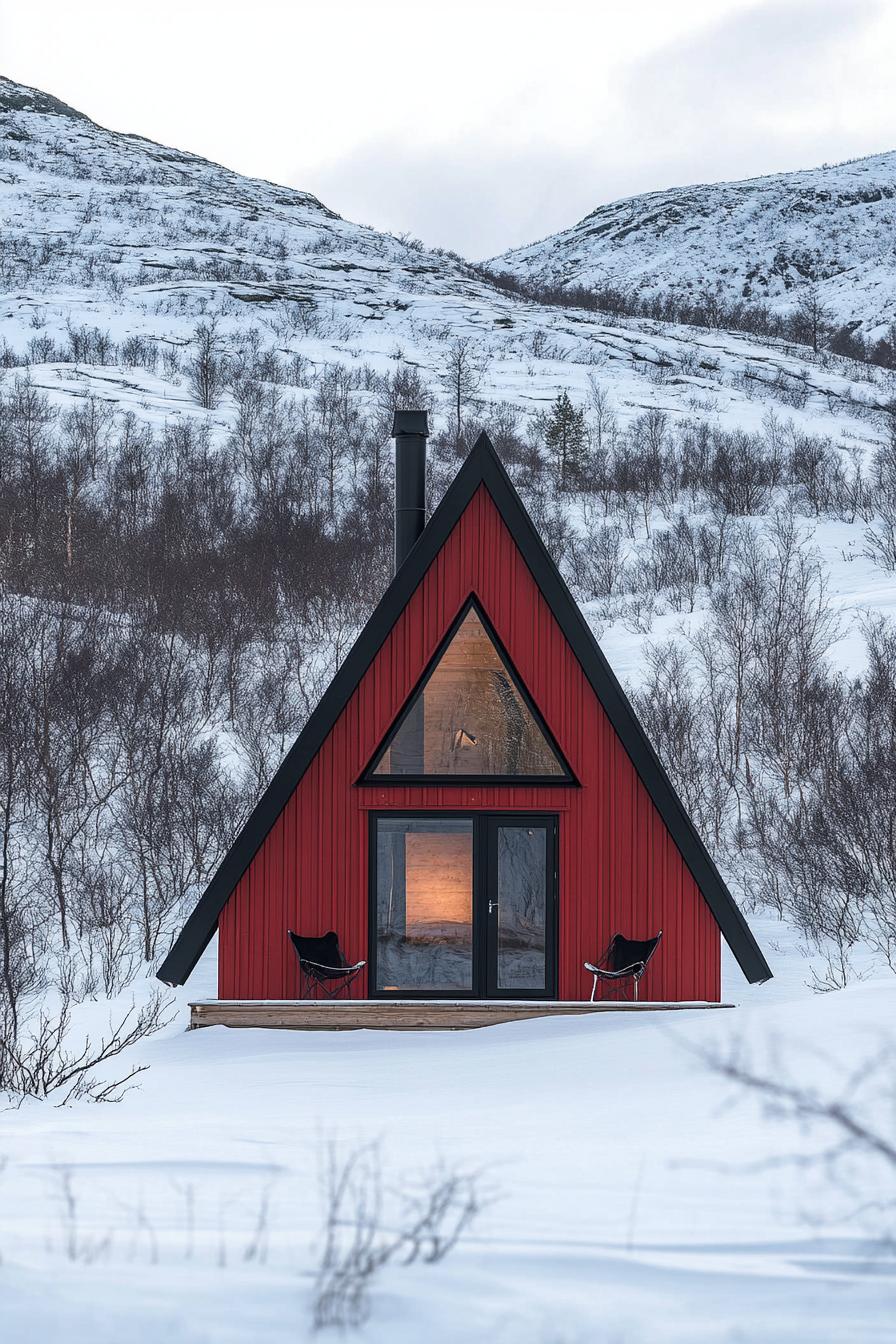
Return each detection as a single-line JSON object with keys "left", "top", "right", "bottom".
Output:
{"left": 584, "top": 930, "right": 663, "bottom": 1002}
{"left": 288, "top": 930, "right": 366, "bottom": 1000}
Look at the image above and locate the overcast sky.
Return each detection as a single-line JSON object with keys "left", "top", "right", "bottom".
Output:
{"left": 2, "top": 0, "right": 895, "bottom": 257}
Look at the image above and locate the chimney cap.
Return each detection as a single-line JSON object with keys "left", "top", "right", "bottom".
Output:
{"left": 391, "top": 409, "right": 429, "bottom": 438}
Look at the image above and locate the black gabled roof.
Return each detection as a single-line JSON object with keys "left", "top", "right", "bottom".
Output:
{"left": 157, "top": 434, "right": 772, "bottom": 987}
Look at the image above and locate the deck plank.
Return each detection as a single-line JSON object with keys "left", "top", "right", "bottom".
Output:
{"left": 188, "top": 1000, "right": 733, "bottom": 1031}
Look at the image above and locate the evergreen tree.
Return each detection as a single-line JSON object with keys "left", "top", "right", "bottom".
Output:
{"left": 545, "top": 390, "right": 587, "bottom": 489}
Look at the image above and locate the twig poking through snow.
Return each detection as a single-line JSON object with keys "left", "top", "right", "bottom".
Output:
{"left": 312, "top": 1140, "right": 495, "bottom": 1331}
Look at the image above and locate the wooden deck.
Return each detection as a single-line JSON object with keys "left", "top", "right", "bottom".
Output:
{"left": 189, "top": 999, "right": 733, "bottom": 1031}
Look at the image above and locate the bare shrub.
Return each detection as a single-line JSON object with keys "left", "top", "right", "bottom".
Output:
{"left": 634, "top": 513, "right": 711, "bottom": 611}
{"left": 188, "top": 320, "right": 225, "bottom": 409}
{"left": 0, "top": 985, "right": 173, "bottom": 1105}
{"left": 748, "top": 619, "right": 896, "bottom": 977}
{"left": 440, "top": 337, "right": 486, "bottom": 449}
{"left": 633, "top": 642, "right": 733, "bottom": 849}
{"left": 746, "top": 512, "right": 840, "bottom": 793}
{"left": 0, "top": 600, "right": 44, "bottom": 1039}
{"left": 705, "top": 1038, "right": 896, "bottom": 1238}
{"left": 586, "top": 374, "right": 617, "bottom": 454}
{"left": 706, "top": 429, "right": 775, "bottom": 515}
{"left": 313, "top": 1141, "right": 490, "bottom": 1331}
{"left": 788, "top": 432, "right": 847, "bottom": 514}
{"left": 55, "top": 1167, "right": 114, "bottom": 1262}
{"left": 566, "top": 520, "right": 626, "bottom": 601}
{"left": 632, "top": 512, "right": 884, "bottom": 977}
{"left": 864, "top": 502, "right": 896, "bottom": 571}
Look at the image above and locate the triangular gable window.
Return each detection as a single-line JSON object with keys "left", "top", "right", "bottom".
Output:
{"left": 363, "top": 599, "right": 574, "bottom": 782}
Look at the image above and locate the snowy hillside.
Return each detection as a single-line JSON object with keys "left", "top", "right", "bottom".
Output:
{"left": 2, "top": 72, "right": 896, "bottom": 946}
{"left": 0, "top": 74, "right": 493, "bottom": 346}
{"left": 492, "top": 152, "right": 896, "bottom": 340}
{"left": 0, "top": 73, "right": 890, "bottom": 448}
{"left": 1, "top": 71, "right": 896, "bottom": 1344}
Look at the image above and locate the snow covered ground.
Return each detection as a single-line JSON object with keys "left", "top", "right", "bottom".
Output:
{"left": 1, "top": 926, "right": 894, "bottom": 1343}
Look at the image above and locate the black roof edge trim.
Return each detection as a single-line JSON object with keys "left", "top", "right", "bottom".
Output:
{"left": 156, "top": 436, "right": 505, "bottom": 984}
{"left": 157, "top": 433, "right": 771, "bottom": 987}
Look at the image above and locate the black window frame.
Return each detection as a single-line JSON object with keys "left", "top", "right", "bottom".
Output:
{"left": 368, "top": 810, "right": 559, "bottom": 1001}
{"left": 359, "top": 595, "right": 578, "bottom": 787}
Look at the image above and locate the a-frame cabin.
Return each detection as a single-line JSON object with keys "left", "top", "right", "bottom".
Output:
{"left": 159, "top": 416, "right": 770, "bottom": 1008}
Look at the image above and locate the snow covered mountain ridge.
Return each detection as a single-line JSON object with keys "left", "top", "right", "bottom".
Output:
{"left": 0, "top": 71, "right": 338, "bottom": 216}
{"left": 0, "top": 72, "right": 497, "bottom": 307}
{"left": 491, "top": 151, "right": 896, "bottom": 341}
{"left": 1, "top": 72, "right": 890, "bottom": 452}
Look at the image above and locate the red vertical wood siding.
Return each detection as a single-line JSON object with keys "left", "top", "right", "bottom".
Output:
{"left": 218, "top": 486, "right": 721, "bottom": 1001}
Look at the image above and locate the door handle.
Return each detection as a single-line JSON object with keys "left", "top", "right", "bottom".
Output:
{"left": 488, "top": 900, "right": 498, "bottom": 915}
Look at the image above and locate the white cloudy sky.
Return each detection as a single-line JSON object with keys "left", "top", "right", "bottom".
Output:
{"left": 2, "top": 0, "right": 895, "bottom": 257}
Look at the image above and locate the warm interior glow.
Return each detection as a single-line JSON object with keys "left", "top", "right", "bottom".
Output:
{"left": 404, "top": 832, "right": 473, "bottom": 935}
{"left": 372, "top": 605, "right": 566, "bottom": 777}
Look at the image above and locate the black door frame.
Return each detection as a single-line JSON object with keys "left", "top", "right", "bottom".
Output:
{"left": 368, "top": 810, "right": 558, "bottom": 1000}
{"left": 483, "top": 815, "right": 558, "bottom": 999}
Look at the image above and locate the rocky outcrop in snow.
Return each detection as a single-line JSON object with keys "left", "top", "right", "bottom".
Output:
{"left": 491, "top": 152, "right": 896, "bottom": 339}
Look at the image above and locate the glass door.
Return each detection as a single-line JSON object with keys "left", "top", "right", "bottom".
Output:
{"left": 485, "top": 817, "right": 556, "bottom": 998}
{"left": 373, "top": 817, "right": 475, "bottom": 993}
{"left": 371, "top": 813, "right": 556, "bottom": 998}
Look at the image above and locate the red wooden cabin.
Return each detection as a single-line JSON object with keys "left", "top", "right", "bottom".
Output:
{"left": 159, "top": 417, "right": 770, "bottom": 1004}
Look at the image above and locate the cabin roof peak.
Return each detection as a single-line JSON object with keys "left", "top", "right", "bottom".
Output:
{"left": 157, "top": 433, "right": 771, "bottom": 988}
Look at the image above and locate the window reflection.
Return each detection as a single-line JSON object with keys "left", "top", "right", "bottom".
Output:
{"left": 375, "top": 818, "right": 474, "bottom": 991}
{"left": 372, "top": 606, "right": 565, "bottom": 777}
